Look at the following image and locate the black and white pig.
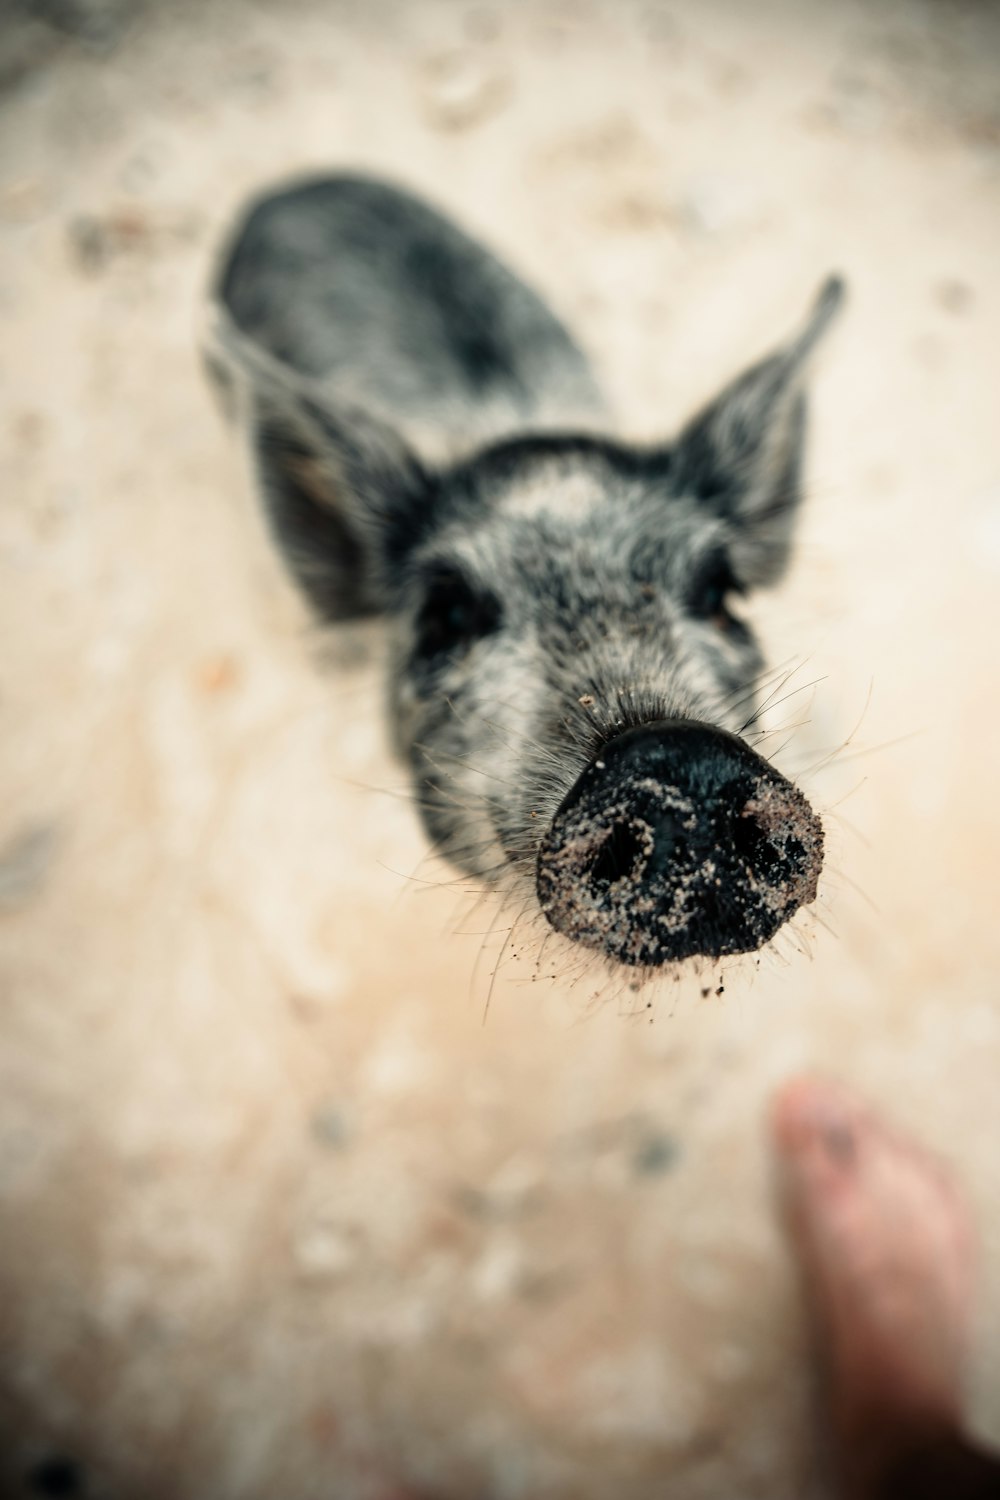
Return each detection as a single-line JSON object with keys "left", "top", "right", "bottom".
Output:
{"left": 204, "top": 174, "right": 843, "bottom": 971}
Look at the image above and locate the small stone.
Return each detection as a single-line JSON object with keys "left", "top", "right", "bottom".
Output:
{"left": 106, "top": 204, "right": 149, "bottom": 246}
{"left": 420, "top": 48, "right": 511, "bottom": 132}
{"left": 311, "top": 1106, "right": 351, "bottom": 1149}
{"left": 67, "top": 214, "right": 109, "bottom": 274}
{"left": 453, "top": 1183, "right": 491, "bottom": 1219}
{"left": 194, "top": 653, "right": 240, "bottom": 696}
{"left": 632, "top": 1131, "right": 679, "bottom": 1177}
{"left": 934, "top": 278, "right": 974, "bottom": 316}
{"left": 0, "top": 824, "right": 59, "bottom": 910}
{"left": 288, "top": 993, "right": 324, "bottom": 1025}
{"left": 13, "top": 410, "right": 47, "bottom": 448}
{"left": 66, "top": 205, "right": 160, "bottom": 274}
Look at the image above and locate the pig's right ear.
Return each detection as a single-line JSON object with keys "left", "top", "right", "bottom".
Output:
{"left": 206, "top": 317, "right": 430, "bottom": 621}
{"left": 249, "top": 385, "right": 431, "bottom": 620}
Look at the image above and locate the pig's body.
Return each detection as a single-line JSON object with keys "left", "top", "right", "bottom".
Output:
{"left": 206, "top": 173, "right": 842, "bottom": 971}
{"left": 216, "top": 175, "right": 606, "bottom": 465}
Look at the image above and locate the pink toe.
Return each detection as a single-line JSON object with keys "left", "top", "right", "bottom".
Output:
{"left": 771, "top": 1075, "right": 866, "bottom": 1171}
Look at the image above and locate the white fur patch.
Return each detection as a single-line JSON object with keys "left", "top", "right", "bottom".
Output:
{"left": 500, "top": 468, "right": 604, "bottom": 521}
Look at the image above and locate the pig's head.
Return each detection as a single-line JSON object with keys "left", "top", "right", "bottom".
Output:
{"left": 223, "top": 278, "right": 843, "bottom": 970}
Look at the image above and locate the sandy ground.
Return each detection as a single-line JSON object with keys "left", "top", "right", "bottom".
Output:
{"left": 2, "top": 1, "right": 1000, "bottom": 1496}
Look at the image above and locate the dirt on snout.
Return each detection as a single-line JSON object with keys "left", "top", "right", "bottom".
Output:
{"left": 536, "top": 756, "right": 824, "bottom": 968}
{"left": 740, "top": 783, "right": 824, "bottom": 919}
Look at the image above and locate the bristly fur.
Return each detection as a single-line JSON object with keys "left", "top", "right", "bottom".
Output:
{"left": 203, "top": 171, "right": 844, "bottom": 968}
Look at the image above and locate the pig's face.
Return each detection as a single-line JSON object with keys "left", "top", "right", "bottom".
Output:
{"left": 224, "top": 279, "right": 841, "bottom": 969}
{"left": 391, "top": 442, "right": 764, "bottom": 872}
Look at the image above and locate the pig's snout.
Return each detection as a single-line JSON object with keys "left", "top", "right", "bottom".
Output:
{"left": 535, "top": 720, "right": 824, "bottom": 968}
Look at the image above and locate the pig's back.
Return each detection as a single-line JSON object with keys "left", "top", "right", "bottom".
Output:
{"left": 215, "top": 174, "right": 607, "bottom": 463}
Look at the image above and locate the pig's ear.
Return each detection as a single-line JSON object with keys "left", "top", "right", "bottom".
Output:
{"left": 669, "top": 276, "right": 845, "bottom": 587}
{"left": 250, "top": 386, "right": 431, "bottom": 619}
{"left": 206, "top": 313, "right": 430, "bottom": 620}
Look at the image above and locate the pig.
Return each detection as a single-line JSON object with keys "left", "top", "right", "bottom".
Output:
{"left": 203, "top": 173, "right": 843, "bottom": 971}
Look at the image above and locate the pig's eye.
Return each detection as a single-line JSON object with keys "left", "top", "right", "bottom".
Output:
{"left": 415, "top": 567, "right": 501, "bottom": 663}
{"left": 687, "top": 554, "right": 742, "bottom": 630}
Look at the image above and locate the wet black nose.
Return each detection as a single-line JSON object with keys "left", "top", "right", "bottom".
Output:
{"left": 536, "top": 720, "right": 824, "bottom": 967}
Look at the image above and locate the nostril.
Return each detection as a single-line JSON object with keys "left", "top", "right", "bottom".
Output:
{"left": 731, "top": 805, "right": 779, "bottom": 877}
{"left": 590, "top": 821, "right": 647, "bottom": 889}
{"left": 734, "top": 794, "right": 811, "bottom": 889}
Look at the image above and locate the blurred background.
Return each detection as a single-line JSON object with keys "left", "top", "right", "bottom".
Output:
{"left": 1, "top": 0, "right": 999, "bottom": 1496}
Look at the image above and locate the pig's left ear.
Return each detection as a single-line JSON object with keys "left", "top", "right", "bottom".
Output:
{"left": 669, "top": 276, "right": 845, "bottom": 587}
